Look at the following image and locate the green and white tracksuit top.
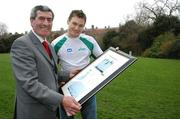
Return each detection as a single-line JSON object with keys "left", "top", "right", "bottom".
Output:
{"left": 51, "top": 33, "right": 103, "bottom": 71}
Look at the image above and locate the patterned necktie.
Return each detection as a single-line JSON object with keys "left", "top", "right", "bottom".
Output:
{"left": 42, "top": 41, "right": 52, "bottom": 58}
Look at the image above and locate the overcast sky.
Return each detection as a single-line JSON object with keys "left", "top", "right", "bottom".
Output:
{"left": 0, "top": 0, "right": 147, "bottom": 33}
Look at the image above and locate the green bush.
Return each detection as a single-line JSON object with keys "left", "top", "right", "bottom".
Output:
{"left": 168, "top": 39, "right": 180, "bottom": 59}
{"left": 143, "top": 32, "right": 178, "bottom": 58}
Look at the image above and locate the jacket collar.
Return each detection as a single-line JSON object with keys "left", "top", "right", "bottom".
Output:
{"left": 28, "top": 31, "right": 57, "bottom": 66}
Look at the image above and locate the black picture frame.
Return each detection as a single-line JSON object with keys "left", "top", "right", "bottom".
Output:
{"left": 61, "top": 47, "right": 137, "bottom": 104}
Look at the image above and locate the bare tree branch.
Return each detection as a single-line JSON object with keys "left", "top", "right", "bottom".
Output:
{"left": 135, "top": 0, "right": 180, "bottom": 25}
{"left": 0, "top": 22, "right": 8, "bottom": 36}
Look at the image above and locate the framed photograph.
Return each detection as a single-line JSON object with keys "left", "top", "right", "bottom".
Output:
{"left": 61, "top": 47, "right": 137, "bottom": 104}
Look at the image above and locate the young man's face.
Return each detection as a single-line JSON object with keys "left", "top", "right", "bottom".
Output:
{"left": 67, "top": 16, "right": 85, "bottom": 38}
{"left": 31, "top": 10, "right": 53, "bottom": 38}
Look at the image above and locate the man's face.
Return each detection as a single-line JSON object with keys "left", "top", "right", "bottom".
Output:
{"left": 67, "top": 16, "right": 85, "bottom": 38}
{"left": 31, "top": 10, "right": 53, "bottom": 38}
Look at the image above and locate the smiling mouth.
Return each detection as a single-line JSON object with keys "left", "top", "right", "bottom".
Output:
{"left": 40, "top": 27, "right": 50, "bottom": 32}
{"left": 73, "top": 30, "right": 80, "bottom": 34}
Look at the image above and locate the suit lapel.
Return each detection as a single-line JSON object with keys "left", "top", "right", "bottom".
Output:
{"left": 28, "top": 31, "right": 53, "bottom": 65}
{"left": 49, "top": 43, "right": 58, "bottom": 74}
{"left": 49, "top": 45, "right": 57, "bottom": 63}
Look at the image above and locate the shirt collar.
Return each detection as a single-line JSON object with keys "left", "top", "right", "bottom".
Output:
{"left": 32, "top": 30, "right": 46, "bottom": 43}
{"left": 66, "top": 33, "right": 80, "bottom": 39}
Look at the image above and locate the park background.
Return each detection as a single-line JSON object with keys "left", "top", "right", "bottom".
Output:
{"left": 0, "top": 0, "right": 180, "bottom": 118}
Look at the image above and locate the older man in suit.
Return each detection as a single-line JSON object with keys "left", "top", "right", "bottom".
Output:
{"left": 10, "top": 5, "right": 81, "bottom": 119}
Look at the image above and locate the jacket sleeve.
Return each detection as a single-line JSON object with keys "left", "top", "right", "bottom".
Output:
{"left": 58, "top": 71, "right": 70, "bottom": 82}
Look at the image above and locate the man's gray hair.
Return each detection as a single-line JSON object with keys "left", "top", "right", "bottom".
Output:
{"left": 30, "top": 5, "right": 54, "bottom": 20}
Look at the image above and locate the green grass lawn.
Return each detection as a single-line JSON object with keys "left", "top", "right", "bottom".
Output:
{"left": 0, "top": 54, "right": 15, "bottom": 119}
{"left": 0, "top": 54, "right": 180, "bottom": 119}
